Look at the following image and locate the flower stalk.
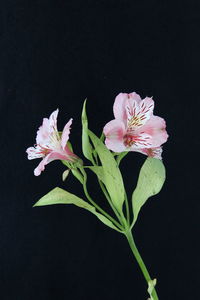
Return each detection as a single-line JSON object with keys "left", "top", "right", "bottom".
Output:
{"left": 124, "top": 229, "right": 159, "bottom": 300}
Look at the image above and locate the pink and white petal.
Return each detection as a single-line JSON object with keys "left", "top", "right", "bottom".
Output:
{"left": 61, "top": 118, "right": 73, "bottom": 150}
{"left": 134, "top": 147, "right": 163, "bottom": 159}
{"left": 126, "top": 96, "right": 141, "bottom": 125}
{"left": 113, "top": 93, "right": 128, "bottom": 122}
{"left": 151, "top": 147, "right": 163, "bottom": 159}
{"left": 128, "top": 92, "right": 141, "bottom": 103}
{"left": 139, "top": 115, "right": 168, "bottom": 147}
{"left": 49, "top": 109, "right": 59, "bottom": 133}
{"left": 113, "top": 92, "right": 142, "bottom": 122}
{"left": 26, "top": 146, "right": 44, "bottom": 160}
{"left": 129, "top": 133, "right": 153, "bottom": 149}
{"left": 63, "top": 145, "right": 78, "bottom": 161}
{"left": 103, "top": 119, "right": 126, "bottom": 140}
{"left": 33, "top": 151, "right": 68, "bottom": 176}
{"left": 139, "top": 97, "right": 154, "bottom": 120}
{"left": 103, "top": 119, "right": 127, "bottom": 152}
{"left": 36, "top": 118, "right": 51, "bottom": 145}
{"left": 126, "top": 96, "right": 154, "bottom": 129}
{"left": 105, "top": 137, "right": 127, "bottom": 153}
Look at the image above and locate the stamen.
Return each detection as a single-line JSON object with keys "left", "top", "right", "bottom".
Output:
{"left": 123, "top": 134, "right": 135, "bottom": 147}
{"left": 123, "top": 133, "right": 151, "bottom": 148}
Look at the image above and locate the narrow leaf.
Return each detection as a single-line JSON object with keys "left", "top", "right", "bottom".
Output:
{"left": 87, "top": 166, "right": 105, "bottom": 184}
{"left": 62, "top": 169, "right": 70, "bottom": 181}
{"left": 34, "top": 187, "right": 120, "bottom": 231}
{"left": 116, "top": 151, "right": 128, "bottom": 166}
{"left": 71, "top": 168, "right": 84, "bottom": 184}
{"left": 88, "top": 130, "right": 125, "bottom": 212}
{"left": 81, "top": 100, "right": 93, "bottom": 162}
{"left": 132, "top": 158, "right": 166, "bottom": 227}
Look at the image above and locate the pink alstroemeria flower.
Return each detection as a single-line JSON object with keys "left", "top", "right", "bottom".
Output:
{"left": 103, "top": 92, "right": 168, "bottom": 159}
{"left": 26, "top": 109, "right": 77, "bottom": 176}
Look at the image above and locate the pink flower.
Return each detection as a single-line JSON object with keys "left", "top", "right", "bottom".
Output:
{"left": 103, "top": 92, "right": 168, "bottom": 158}
{"left": 26, "top": 109, "right": 77, "bottom": 176}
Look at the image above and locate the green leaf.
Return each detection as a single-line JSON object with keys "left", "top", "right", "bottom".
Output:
{"left": 132, "top": 158, "right": 166, "bottom": 227}
{"left": 71, "top": 168, "right": 84, "bottom": 184}
{"left": 88, "top": 130, "right": 125, "bottom": 212}
{"left": 34, "top": 187, "right": 120, "bottom": 231}
{"left": 62, "top": 169, "right": 70, "bottom": 181}
{"left": 116, "top": 151, "right": 128, "bottom": 166}
{"left": 81, "top": 100, "right": 93, "bottom": 162}
{"left": 87, "top": 166, "right": 105, "bottom": 184}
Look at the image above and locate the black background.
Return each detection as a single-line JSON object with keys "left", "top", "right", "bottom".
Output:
{"left": 1, "top": 1, "right": 199, "bottom": 299}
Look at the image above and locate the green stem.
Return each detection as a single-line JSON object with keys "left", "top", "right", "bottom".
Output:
{"left": 124, "top": 192, "right": 130, "bottom": 225}
{"left": 116, "top": 151, "right": 128, "bottom": 166}
{"left": 98, "top": 179, "right": 124, "bottom": 225}
{"left": 80, "top": 168, "right": 124, "bottom": 231}
{"left": 115, "top": 152, "right": 130, "bottom": 225}
{"left": 125, "top": 230, "right": 159, "bottom": 300}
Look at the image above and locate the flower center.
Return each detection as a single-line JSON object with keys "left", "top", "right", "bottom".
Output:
{"left": 123, "top": 134, "right": 135, "bottom": 147}
{"left": 37, "top": 145, "right": 52, "bottom": 156}
{"left": 123, "top": 132, "right": 152, "bottom": 148}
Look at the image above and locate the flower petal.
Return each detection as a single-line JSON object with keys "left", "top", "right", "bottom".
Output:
{"left": 36, "top": 118, "right": 51, "bottom": 145}
{"left": 113, "top": 93, "right": 128, "bottom": 122}
{"left": 134, "top": 147, "right": 163, "bottom": 159}
{"left": 33, "top": 151, "right": 69, "bottom": 176}
{"left": 128, "top": 92, "right": 142, "bottom": 103}
{"left": 36, "top": 109, "right": 59, "bottom": 145}
{"left": 103, "top": 119, "right": 127, "bottom": 152}
{"left": 126, "top": 96, "right": 154, "bottom": 129}
{"left": 113, "top": 92, "right": 141, "bottom": 123}
{"left": 64, "top": 146, "right": 78, "bottom": 161}
{"left": 138, "top": 115, "right": 168, "bottom": 147}
{"left": 49, "top": 109, "right": 59, "bottom": 132}
{"left": 61, "top": 118, "right": 73, "bottom": 150}
{"left": 26, "top": 146, "right": 44, "bottom": 160}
